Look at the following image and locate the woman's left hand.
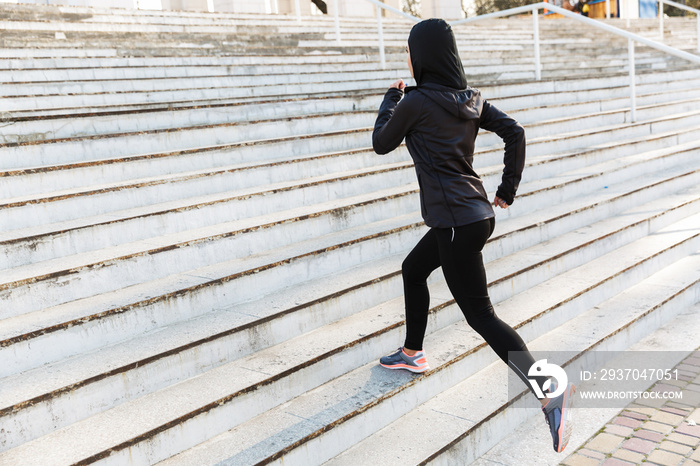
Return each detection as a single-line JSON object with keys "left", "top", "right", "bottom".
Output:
{"left": 494, "top": 196, "right": 508, "bottom": 209}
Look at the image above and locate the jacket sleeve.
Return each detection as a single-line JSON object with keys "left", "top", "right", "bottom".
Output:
{"left": 479, "top": 100, "right": 526, "bottom": 205}
{"left": 372, "top": 88, "right": 422, "bottom": 155}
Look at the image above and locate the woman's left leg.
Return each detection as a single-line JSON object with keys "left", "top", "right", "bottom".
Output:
{"left": 434, "top": 218, "right": 541, "bottom": 390}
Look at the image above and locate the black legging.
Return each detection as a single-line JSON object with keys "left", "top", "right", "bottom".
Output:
{"left": 402, "top": 218, "right": 544, "bottom": 392}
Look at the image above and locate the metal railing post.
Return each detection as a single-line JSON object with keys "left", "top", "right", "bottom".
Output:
{"left": 334, "top": 0, "right": 341, "bottom": 43}
{"left": 533, "top": 9, "right": 542, "bottom": 81}
{"left": 653, "top": 0, "right": 700, "bottom": 50}
{"left": 659, "top": 0, "right": 664, "bottom": 41}
{"left": 628, "top": 38, "right": 636, "bottom": 123}
{"left": 377, "top": 4, "right": 386, "bottom": 69}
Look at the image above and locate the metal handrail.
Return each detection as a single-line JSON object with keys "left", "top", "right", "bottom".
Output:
{"left": 658, "top": 0, "right": 700, "bottom": 52}
{"left": 346, "top": 0, "right": 700, "bottom": 121}
{"left": 450, "top": 2, "right": 700, "bottom": 122}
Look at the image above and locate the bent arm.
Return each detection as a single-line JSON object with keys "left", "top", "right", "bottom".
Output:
{"left": 479, "top": 100, "right": 526, "bottom": 205}
{"left": 372, "top": 88, "right": 421, "bottom": 155}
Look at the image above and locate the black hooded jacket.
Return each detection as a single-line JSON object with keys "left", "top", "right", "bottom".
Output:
{"left": 372, "top": 19, "right": 526, "bottom": 229}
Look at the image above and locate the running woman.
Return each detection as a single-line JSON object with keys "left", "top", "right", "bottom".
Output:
{"left": 372, "top": 18, "right": 576, "bottom": 453}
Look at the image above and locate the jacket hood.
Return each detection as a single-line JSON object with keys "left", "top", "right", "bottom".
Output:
{"left": 417, "top": 82, "right": 483, "bottom": 120}
{"left": 408, "top": 18, "right": 467, "bottom": 90}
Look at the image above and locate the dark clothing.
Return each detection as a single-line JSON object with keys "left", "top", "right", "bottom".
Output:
{"left": 401, "top": 219, "right": 542, "bottom": 393}
{"left": 402, "top": 218, "right": 527, "bottom": 358}
{"left": 408, "top": 19, "right": 467, "bottom": 89}
{"left": 373, "top": 83, "right": 526, "bottom": 227}
{"left": 374, "top": 17, "right": 541, "bottom": 398}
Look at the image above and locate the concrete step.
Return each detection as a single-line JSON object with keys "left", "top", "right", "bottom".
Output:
{"left": 153, "top": 210, "right": 700, "bottom": 466}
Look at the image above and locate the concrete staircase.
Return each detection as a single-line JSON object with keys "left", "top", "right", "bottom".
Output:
{"left": 1, "top": 3, "right": 699, "bottom": 465}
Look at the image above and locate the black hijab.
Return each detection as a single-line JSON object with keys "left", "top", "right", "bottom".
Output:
{"left": 408, "top": 18, "right": 467, "bottom": 90}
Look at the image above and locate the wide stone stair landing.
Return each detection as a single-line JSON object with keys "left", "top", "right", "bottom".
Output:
{"left": 1, "top": 4, "right": 700, "bottom": 465}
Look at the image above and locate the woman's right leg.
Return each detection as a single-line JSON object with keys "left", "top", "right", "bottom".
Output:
{"left": 401, "top": 228, "right": 441, "bottom": 351}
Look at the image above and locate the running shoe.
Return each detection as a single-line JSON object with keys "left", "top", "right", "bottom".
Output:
{"left": 542, "top": 382, "right": 576, "bottom": 453}
{"left": 379, "top": 347, "right": 429, "bottom": 373}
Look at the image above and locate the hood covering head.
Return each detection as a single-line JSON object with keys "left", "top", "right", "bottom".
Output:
{"left": 408, "top": 18, "right": 467, "bottom": 90}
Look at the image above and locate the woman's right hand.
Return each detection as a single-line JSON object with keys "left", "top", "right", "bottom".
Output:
{"left": 389, "top": 79, "right": 406, "bottom": 90}
{"left": 494, "top": 195, "right": 509, "bottom": 209}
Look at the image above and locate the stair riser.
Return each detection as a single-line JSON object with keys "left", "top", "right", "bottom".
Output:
{"left": 520, "top": 101, "right": 700, "bottom": 146}
{"left": 477, "top": 68, "right": 700, "bottom": 101}
{"left": 1, "top": 172, "right": 412, "bottom": 271}
{"left": 0, "top": 51, "right": 683, "bottom": 105}
{"left": 6, "top": 63, "right": 698, "bottom": 113}
{"left": 0, "top": 47, "right": 679, "bottom": 73}
{"left": 1, "top": 62, "right": 405, "bottom": 82}
{"left": 5, "top": 97, "right": 696, "bottom": 177}
{"left": 12, "top": 80, "right": 700, "bottom": 147}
